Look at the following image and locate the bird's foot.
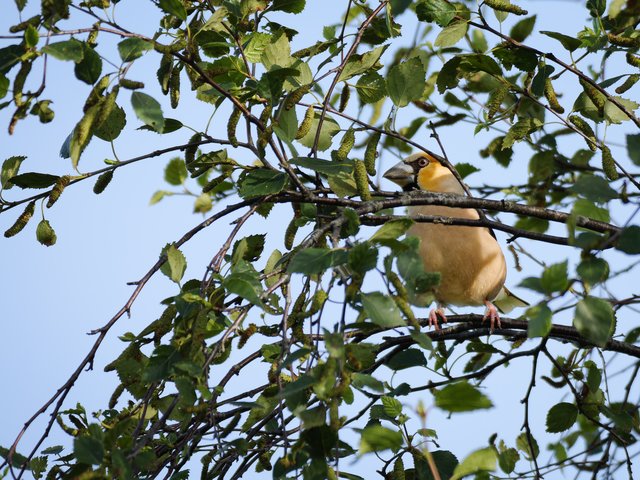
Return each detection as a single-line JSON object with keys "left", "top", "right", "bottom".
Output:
{"left": 483, "top": 300, "right": 501, "bottom": 332}
{"left": 428, "top": 307, "right": 447, "bottom": 331}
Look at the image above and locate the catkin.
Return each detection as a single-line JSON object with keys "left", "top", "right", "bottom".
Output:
{"left": 626, "top": 52, "right": 640, "bottom": 68}
{"left": 607, "top": 33, "right": 639, "bottom": 48}
{"left": 483, "top": 0, "right": 528, "bottom": 15}
{"left": 615, "top": 74, "right": 640, "bottom": 94}
{"left": 569, "top": 115, "right": 597, "bottom": 151}
{"left": 332, "top": 128, "right": 355, "bottom": 161}
{"left": 4, "top": 200, "right": 35, "bottom": 238}
{"left": 338, "top": 84, "right": 350, "bottom": 112}
{"left": 185, "top": 133, "right": 201, "bottom": 165}
{"left": 284, "top": 218, "right": 298, "bottom": 250}
{"left": 93, "top": 170, "right": 114, "bottom": 194}
{"left": 602, "top": 146, "right": 619, "bottom": 180}
{"left": 364, "top": 131, "right": 381, "bottom": 176}
{"left": 227, "top": 107, "right": 241, "bottom": 148}
{"left": 393, "top": 457, "right": 406, "bottom": 480}
{"left": 579, "top": 78, "right": 606, "bottom": 113}
{"left": 119, "top": 79, "right": 144, "bottom": 90}
{"left": 46, "top": 175, "right": 70, "bottom": 208}
{"left": 284, "top": 84, "right": 310, "bottom": 110}
{"left": 158, "top": 53, "right": 173, "bottom": 95}
{"left": 544, "top": 78, "right": 564, "bottom": 113}
{"left": 295, "top": 105, "right": 314, "bottom": 139}
{"left": 353, "top": 159, "right": 371, "bottom": 201}
{"left": 202, "top": 171, "right": 231, "bottom": 193}
{"left": 170, "top": 68, "right": 180, "bottom": 109}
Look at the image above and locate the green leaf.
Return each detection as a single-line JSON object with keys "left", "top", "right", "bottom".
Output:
{"left": 232, "top": 234, "right": 265, "bottom": 263}
{"left": 1, "top": 155, "right": 25, "bottom": 189}
{"left": 617, "top": 226, "right": 640, "bottom": 254}
{"left": 516, "top": 432, "right": 539, "bottom": 460}
{"left": 238, "top": 169, "right": 289, "bottom": 198}
{"left": 387, "top": 57, "right": 426, "bottom": 107}
{"left": 25, "top": 25, "right": 39, "bottom": 48}
{"left": 94, "top": 105, "right": 126, "bottom": 141}
{"left": 348, "top": 242, "right": 378, "bottom": 274}
{"left": 540, "top": 30, "right": 582, "bottom": 51}
{"left": 356, "top": 72, "right": 387, "bottom": 104}
{"left": 381, "top": 396, "right": 403, "bottom": 418}
{"left": 74, "top": 435, "right": 104, "bottom": 465}
{"left": 288, "top": 248, "right": 345, "bottom": 275}
{"left": 456, "top": 162, "right": 479, "bottom": 179}
{"left": 361, "top": 292, "right": 406, "bottom": 328}
{"left": 546, "top": 402, "right": 578, "bottom": 433}
{"left": 510, "top": 15, "right": 536, "bottom": 42}
{"left": 158, "top": 0, "right": 187, "bottom": 20}
{"left": 434, "top": 21, "right": 468, "bottom": 48}
{"left": 42, "top": 39, "right": 84, "bottom": 62}
{"left": 434, "top": 381, "right": 493, "bottom": 412}
{"left": 415, "top": 0, "right": 456, "bottom": 26}
{"left": 74, "top": 46, "right": 102, "bottom": 84}
{"left": 36, "top": 219, "right": 57, "bottom": 247}
{"left": 369, "top": 218, "right": 414, "bottom": 242}
{"left": 9, "top": 172, "right": 59, "bottom": 189}
{"left": 326, "top": 170, "right": 358, "bottom": 197}
{"left": 296, "top": 112, "right": 340, "bottom": 151}
{"left": 351, "top": 373, "right": 384, "bottom": 392}
{"left": 0, "top": 73, "right": 9, "bottom": 99}
{"left": 197, "top": 30, "right": 231, "bottom": 58}
{"left": 386, "top": 348, "right": 427, "bottom": 370}
{"left": 460, "top": 54, "right": 502, "bottom": 76}
{"left": 164, "top": 157, "right": 187, "bottom": 185}
{"left": 569, "top": 175, "right": 617, "bottom": 203}
{"left": 359, "top": 425, "right": 403, "bottom": 454}
{"left": 437, "top": 57, "right": 462, "bottom": 93}
{"left": 577, "top": 257, "right": 609, "bottom": 285}
{"left": 626, "top": 134, "right": 640, "bottom": 165}
{"left": 498, "top": 447, "right": 519, "bottom": 474}
{"left": 604, "top": 96, "right": 640, "bottom": 124}
{"left": 0, "top": 44, "right": 25, "bottom": 75}
{"left": 223, "top": 266, "right": 265, "bottom": 307}
{"left": 573, "top": 296, "right": 615, "bottom": 347}
{"left": 118, "top": 38, "right": 152, "bottom": 62}
{"left": 541, "top": 260, "right": 568, "bottom": 294}
{"left": 451, "top": 447, "right": 497, "bottom": 480}
{"left": 338, "top": 45, "right": 387, "bottom": 82}
{"left": 289, "top": 156, "right": 352, "bottom": 175}
{"left": 271, "top": 0, "right": 306, "bottom": 13}
{"left": 131, "top": 92, "right": 164, "bottom": 131}
{"left": 160, "top": 244, "right": 187, "bottom": 283}
{"left": 526, "top": 303, "right": 552, "bottom": 338}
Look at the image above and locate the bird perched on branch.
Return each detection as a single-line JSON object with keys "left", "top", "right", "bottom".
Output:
{"left": 383, "top": 152, "right": 527, "bottom": 330}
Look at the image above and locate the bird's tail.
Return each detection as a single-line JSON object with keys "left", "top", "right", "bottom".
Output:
{"left": 493, "top": 286, "right": 529, "bottom": 314}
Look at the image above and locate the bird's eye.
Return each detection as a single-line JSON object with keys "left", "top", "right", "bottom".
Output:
{"left": 418, "top": 157, "right": 429, "bottom": 168}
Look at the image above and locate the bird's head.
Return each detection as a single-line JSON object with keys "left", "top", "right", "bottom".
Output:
{"left": 383, "top": 153, "right": 463, "bottom": 194}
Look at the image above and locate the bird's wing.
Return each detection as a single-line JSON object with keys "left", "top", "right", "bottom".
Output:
{"left": 493, "top": 286, "right": 529, "bottom": 314}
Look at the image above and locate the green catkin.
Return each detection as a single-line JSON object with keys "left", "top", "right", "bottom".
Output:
{"left": 4, "top": 200, "right": 35, "bottom": 238}
{"left": 353, "top": 159, "right": 371, "bottom": 201}
{"left": 339, "top": 84, "right": 350, "bottom": 112}
{"left": 119, "top": 79, "right": 144, "bottom": 90}
{"left": 393, "top": 294, "right": 418, "bottom": 327}
{"left": 202, "top": 170, "right": 231, "bottom": 193}
{"left": 569, "top": 115, "right": 597, "bottom": 151}
{"left": 295, "top": 105, "right": 314, "bottom": 139}
{"left": 579, "top": 78, "right": 606, "bottom": 113}
{"left": 615, "top": 74, "right": 640, "bottom": 94}
{"left": 93, "top": 170, "right": 114, "bottom": 194}
{"left": 486, "top": 84, "right": 508, "bottom": 119}
{"left": 158, "top": 53, "right": 173, "bottom": 95}
{"left": 108, "top": 384, "right": 125, "bottom": 409}
{"left": 87, "top": 23, "right": 100, "bottom": 47}
{"left": 185, "top": 133, "right": 201, "bottom": 165}
{"left": 9, "top": 15, "right": 41, "bottom": 33}
{"left": 94, "top": 89, "right": 117, "bottom": 127}
{"left": 227, "top": 107, "right": 241, "bottom": 148}
{"left": 607, "top": 33, "right": 639, "bottom": 48}
{"left": 483, "top": 0, "right": 528, "bottom": 15}
{"left": 170, "top": 68, "right": 180, "bottom": 109}
{"left": 284, "top": 218, "right": 298, "bottom": 250}
{"left": 284, "top": 84, "right": 310, "bottom": 110}
{"left": 626, "top": 52, "right": 640, "bottom": 68}
{"left": 602, "top": 146, "right": 619, "bottom": 181}
{"left": 544, "top": 78, "right": 564, "bottom": 113}
{"left": 364, "top": 131, "right": 381, "bottom": 176}
{"left": 387, "top": 270, "right": 408, "bottom": 300}
{"left": 12, "top": 61, "right": 32, "bottom": 106}
{"left": 46, "top": 175, "right": 70, "bottom": 208}
{"left": 257, "top": 124, "right": 273, "bottom": 154}
{"left": 83, "top": 75, "right": 110, "bottom": 112}
{"left": 333, "top": 128, "right": 355, "bottom": 161}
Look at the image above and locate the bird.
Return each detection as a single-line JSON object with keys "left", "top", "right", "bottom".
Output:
{"left": 383, "top": 152, "right": 528, "bottom": 331}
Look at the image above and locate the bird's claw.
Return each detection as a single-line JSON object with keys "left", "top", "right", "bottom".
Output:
{"left": 483, "top": 301, "right": 501, "bottom": 332}
{"left": 428, "top": 308, "right": 447, "bottom": 331}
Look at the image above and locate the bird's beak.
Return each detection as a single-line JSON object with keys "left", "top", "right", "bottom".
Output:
{"left": 383, "top": 161, "right": 413, "bottom": 187}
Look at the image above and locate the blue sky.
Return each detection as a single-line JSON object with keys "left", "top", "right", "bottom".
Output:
{"left": 2, "top": 1, "right": 639, "bottom": 477}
